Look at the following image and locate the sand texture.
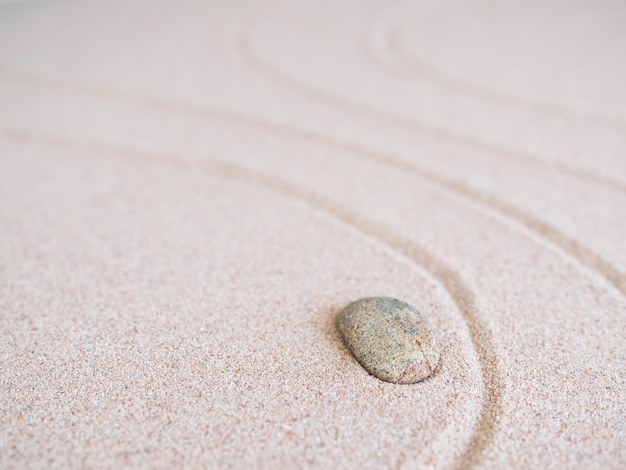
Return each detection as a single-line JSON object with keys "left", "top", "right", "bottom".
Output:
{"left": 1, "top": 0, "right": 625, "bottom": 468}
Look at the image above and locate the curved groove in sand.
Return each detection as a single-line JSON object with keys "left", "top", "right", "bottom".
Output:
{"left": 374, "top": 21, "right": 626, "bottom": 134}
{"left": 232, "top": 9, "right": 626, "bottom": 196}
{"left": 1, "top": 126, "right": 500, "bottom": 468}
{"left": 222, "top": 9, "right": 626, "bottom": 467}
{"left": 225, "top": 21, "right": 626, "bottom": 298}
{"left": 1, "top": 67, "right": 625, "bottom": 301}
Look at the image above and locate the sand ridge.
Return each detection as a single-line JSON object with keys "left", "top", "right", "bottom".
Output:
{"left": 1, "top": 0, "right": 625, "bottom": 468}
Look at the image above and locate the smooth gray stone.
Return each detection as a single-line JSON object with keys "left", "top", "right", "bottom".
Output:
{"left": 338, "top": 297, "right": 440, "bottom": 384}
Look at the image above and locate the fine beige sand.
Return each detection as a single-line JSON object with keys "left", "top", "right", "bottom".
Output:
{"left": 1, "top": 0, "right": 625, "bottom": 468}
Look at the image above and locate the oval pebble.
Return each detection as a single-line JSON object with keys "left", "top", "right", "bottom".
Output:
{"left": 337, "top": 297, "right": 440, "bottom": 384}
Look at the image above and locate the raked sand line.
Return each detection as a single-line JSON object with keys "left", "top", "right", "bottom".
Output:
{"left": 229, "top": 14, "right": 626, "bottom": 299}
{"left": 2, "top": 67, "right": 625, "bottom": 302}
{"left": 1, "top": 126, "right": 501, "bottom": 468}
{"left": 231, "top": 5, "right": 626, "bottom": 196}
{"left": 371, "top": 18, "right": 626, "bottom": 134}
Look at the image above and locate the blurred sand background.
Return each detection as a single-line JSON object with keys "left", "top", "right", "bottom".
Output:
{"left": 1, "top": 0, "right": 625, "bottom": 468}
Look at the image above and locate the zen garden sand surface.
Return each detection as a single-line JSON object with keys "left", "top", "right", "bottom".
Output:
{"left": 1, "top": 0, "right": 625, "bottom": 468}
